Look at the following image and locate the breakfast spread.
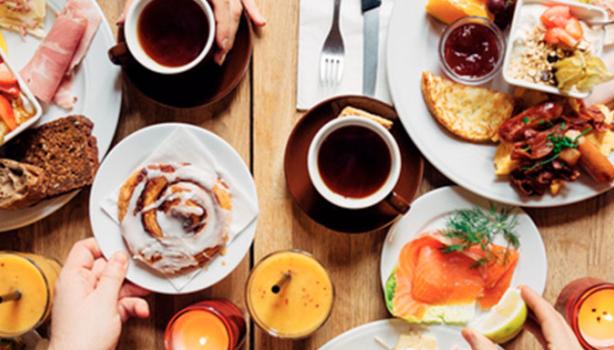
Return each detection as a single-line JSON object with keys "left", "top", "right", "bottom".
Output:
{"left": 20, "top": 0, "right": 101, "bottom": 109}
{"left": 506, "top": 3, "right": 613, "bottom": 94}
{"left": 117, "top": 162, "right": 232, "bottom": 275}
{"left": 1, "top": 0, "right": 613, "bottom": 348}
{"left": 0, "top": 0, "right": 46, "bottom": 37}
{"left": 385, "top": 206, "right": 520, "bottom": 324}
{"left": 421, "top": 72, "right": 514, "bottom": 142}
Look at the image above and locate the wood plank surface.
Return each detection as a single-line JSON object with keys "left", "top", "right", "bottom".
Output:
{"left": 1, "top": 0, "right": 613, "bottom": 349}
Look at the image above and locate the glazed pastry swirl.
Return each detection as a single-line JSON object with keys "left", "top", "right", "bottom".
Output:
{"left": 118, "top": 163, "right": 232, "bottom": 275}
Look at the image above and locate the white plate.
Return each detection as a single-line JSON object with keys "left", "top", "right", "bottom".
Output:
{"left": 89, "top": 123, "right": 258, "bottom": 294}
{"left": 0, "top": 0, "right": 121, "bottom": 231}
{"left": 319, "top": 319, "right": 469, "bottom": 350}
{"left": 386, "top": 0, "right": 614, "bottom": 207}
{"left": 380, "top": 186, "right": 547, "bottom": 317}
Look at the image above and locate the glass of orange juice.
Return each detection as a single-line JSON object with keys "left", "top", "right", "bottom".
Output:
{"left": 246, "top": 249, "right": 335, "bottom": 339}
{"left": 556, "top": 277, "right": 614, "bottom": 349}
{"left": 0, "top": 252, "right": 61, "bottom": 338}
{"left": 164, "top": 299, "right": 246, "bottom": 350}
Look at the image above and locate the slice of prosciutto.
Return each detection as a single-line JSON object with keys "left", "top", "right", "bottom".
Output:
{"left": 20, "top": 13, "right": 86, "bottom": 103}
{"left": 21, "top": 0, "right": 101, "bottom": 108}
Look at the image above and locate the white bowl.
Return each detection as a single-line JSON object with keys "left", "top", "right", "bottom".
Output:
{"left": 502, "top": 0, "right": 608, "bottom": 98}
{"left": 0, "top": 50, "right": 42, "bottom": 146}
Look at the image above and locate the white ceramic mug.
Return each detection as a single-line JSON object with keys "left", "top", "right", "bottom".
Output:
{"left": 307, "top": 116, "right": 408, "bottom": 212}
{"left": 124, "top": 0, "right": 216, "bottom": 75}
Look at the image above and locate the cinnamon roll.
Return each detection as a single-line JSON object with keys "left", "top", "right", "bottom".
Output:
{"left": 118, "top": 162, "right": 232, "bottom": 275}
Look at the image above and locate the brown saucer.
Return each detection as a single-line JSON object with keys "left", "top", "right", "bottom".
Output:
{"left": 111, "top": 13, "right": 252, "bottom": 109}
{"left": 284, "top": 96, "right": 424, "bottom": 234}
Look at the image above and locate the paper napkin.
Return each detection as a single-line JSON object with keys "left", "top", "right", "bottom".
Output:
{"left": 297, "top": 0, "right": 395, "bottom": 110}
{"left": 100, "top": 127, "right": 259, "bottom": 291}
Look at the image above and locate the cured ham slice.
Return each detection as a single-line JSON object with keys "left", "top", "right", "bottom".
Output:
{"left": 21, "top": 0, "right": 101, "bottom": 108}
{"left": 20, "top": 14, "right": 86, "bottom": 103}
{"left": 63, "top": 0, "right": 102, "bottom": 72}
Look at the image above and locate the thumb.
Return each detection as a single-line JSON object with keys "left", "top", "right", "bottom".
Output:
{"left": 95, "top": 251, "right": 129, "bottom": 303}
{"left": 462, "top": 329, "right": 499, "bottom": 350}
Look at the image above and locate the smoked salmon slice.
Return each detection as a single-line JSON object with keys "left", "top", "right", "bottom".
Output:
{"left": 386, "top": 233, "right": 519, "bottom": 323}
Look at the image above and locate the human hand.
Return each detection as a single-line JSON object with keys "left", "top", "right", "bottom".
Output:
{"left": 117, "top": 0, "right": 266, "bottom": 65}
{"left": 462, "top": 286, "right": 583, "bottom": 350}
{"left": 210, "top": 0, "right": 266, "bottom": 65}
{"left": 520, "top": 285, "right": 582, "bottom": 350}
{"left": 48, "top": 239, "right": 150, "bottom": 350}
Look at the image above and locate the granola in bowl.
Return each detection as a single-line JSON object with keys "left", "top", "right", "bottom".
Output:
{"left": 503, "top": 0, "right": 613, "bottom": 97}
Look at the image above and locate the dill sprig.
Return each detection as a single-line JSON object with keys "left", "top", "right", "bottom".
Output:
{"left": 442, "top": 204, "right": 520, "bottom": 256}
{"left": 522, "top": 126, "right": 592, "bottom": 171}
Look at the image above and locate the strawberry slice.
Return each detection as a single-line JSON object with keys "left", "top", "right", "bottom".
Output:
{"left": 0, "top": 95, "right": 16, "bottom": 130}
{"left": 0, "top": 85, "right": 19, "bottom": 99}
{"left": 541, "top": 5, "right": 571, "bottom": 28}
{"left": 565, "top": 17, "right": 584, "bottom": 40}
{"left": 544, "top": 27, "right": 578, "bottom": 48}
{"left": 0, "top": 63, "right": 19, "bottom": 99}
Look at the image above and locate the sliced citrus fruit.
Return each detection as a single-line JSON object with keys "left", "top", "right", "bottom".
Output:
{"left": 470, "top": 288, "right": 528, "bottom": 344}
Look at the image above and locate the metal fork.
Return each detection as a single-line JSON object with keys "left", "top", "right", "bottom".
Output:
{"left": 319, "top": 0, "right": 345, "bottom": 87}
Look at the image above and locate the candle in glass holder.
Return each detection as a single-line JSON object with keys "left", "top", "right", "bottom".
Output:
{"left": 0, "top": 252, "right": 61, "bottom": 338}
{"left": 246, "top": 250, "right": 334, "bottom": 339}
{"left": 556, "top": 277, "right": 614, "bottom": 349}
{"left": 164, "top": 299, "right": 246, "bottom": 350}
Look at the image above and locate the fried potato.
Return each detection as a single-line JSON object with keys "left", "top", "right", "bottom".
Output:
{"left": 421, "top": 71, "right": 514, "bottom": 142}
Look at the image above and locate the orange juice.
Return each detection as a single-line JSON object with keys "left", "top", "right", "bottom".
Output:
{"left": 0, "top": 252, "right": 60, "bottom": 337}
{"left": 246, "top": 250, "right": 334, "bottom": 339}
{"left": 557, "top": 278, "right": 614, "bottom": 349}
{"left": 165, "top": 299, "right": 246, "bottom": 350}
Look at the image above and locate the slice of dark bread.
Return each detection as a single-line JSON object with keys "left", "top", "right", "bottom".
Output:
{"left": 6, "top": 115, "right": 99, "bottom": 197}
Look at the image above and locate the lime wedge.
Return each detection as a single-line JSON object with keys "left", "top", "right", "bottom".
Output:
{"left": 471, "top": 288, "right": 528, "bottom": 344}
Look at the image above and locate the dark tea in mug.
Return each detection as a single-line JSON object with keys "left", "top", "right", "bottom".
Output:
{"left": 138, "top": 0, "right": 209, "bottom": 67}
{"left": 317, "top": 126, "right": 392, "bottom": 199}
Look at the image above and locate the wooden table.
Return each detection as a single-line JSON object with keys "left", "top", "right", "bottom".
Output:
{"left": 2, "top": 1, "right": 613, "bottom": 349}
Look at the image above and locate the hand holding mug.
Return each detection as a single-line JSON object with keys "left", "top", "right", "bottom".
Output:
{"left": 117, "top": 0, "right": 266, "bottom": 66}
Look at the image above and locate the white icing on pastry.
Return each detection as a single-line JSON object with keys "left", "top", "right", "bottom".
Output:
{"left": 120, "top": 163, "right": 231, "bottom": 274}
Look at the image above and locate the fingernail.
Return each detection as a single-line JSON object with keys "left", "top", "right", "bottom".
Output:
{"left": 221, "top": 38, "right": 229, "bottom": 50}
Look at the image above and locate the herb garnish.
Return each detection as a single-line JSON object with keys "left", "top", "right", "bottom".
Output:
{"left": 522, "top": 126, "right": 592, "bottom": 171}
{"left": 442, "top": 204, "right": 520, "bottom": 258}
{"left": 522, "top": 117, "right": 530, "bottom": 124}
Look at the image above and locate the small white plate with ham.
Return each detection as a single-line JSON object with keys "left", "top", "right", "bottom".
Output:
{"left": 0, "top": 0, "right": 121, "bottom": 232}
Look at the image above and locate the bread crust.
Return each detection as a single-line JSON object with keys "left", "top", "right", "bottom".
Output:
{"left": 421, "top": 71, "right": 514, "bottom": 142}
{"left": 6, "top": 115, "right": 99, "bottom": 197}
{"left": 0, "top": 159, "right": 48, "bottom": 209}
